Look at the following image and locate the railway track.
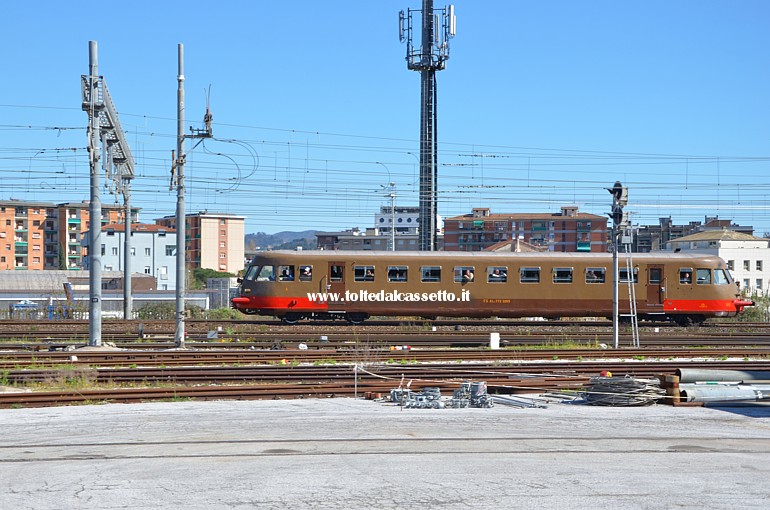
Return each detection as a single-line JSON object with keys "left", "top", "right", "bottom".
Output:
{"left": 2, "top": 342, "right": 769, "bottom": 408}
{"left": 1, "top": 318, "right": 769, "bottom": 351}
{"left": 2, "top": 318, "right": 768, "bottom": 408}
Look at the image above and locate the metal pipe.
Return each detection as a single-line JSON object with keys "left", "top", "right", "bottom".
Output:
{"left": 680, "top": 384, "right": 768, "bottom": 403}
{"left": 677, "top": 369, "right": 770, "bottom": 384}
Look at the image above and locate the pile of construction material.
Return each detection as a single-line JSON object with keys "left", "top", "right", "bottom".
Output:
{"left": 677, "top": 369, "right": 770, "bottom": 404}
{"left": 387, "top": 381, "right": 546, "bottom": 409}
{"left": 584, "top": 375, "right": 666, "bottom": 406}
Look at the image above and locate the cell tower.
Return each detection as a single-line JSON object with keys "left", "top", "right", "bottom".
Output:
{"left": 399, "top": 1, "right": 456, "bottom": 251}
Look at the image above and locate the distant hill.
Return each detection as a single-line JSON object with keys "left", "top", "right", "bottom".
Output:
{"left": 245, "top": 231, "right": 318, "bottom": 252}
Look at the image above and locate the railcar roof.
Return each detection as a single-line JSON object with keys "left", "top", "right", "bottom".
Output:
{"left": 253, "top": 250, "right": 721, "bottom": 260}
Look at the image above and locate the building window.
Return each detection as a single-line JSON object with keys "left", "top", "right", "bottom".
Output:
{"left": 727, "top": 260, "right": 734, "bottom": 271}
{"left": 101, "top": 245, "right": 106, "bottom": 256}
{"left": 743, "top": 260, "right": 750, "bottom": 271}
{"left": 160, "top": 266, "right": 168, "bottom": 280}
{"left": 757, "top": 261, "right": 763, "bottom": 271}
{"left": 166, "top": 245, "right": 176, "bottom": 256}
{"left": 145, "top": 248, "right": 151, "bottom": 256}
{"left": 131, "top": 247, "right": 136, "bottom": 256}
{"left": 220, "top": 230, "right": 226, "bottom": 236}
{"left": 757, "top": 279, "right": 763, "bottom": 291}
{"left": 105, "top": 265, "right": 113, "bottom": 271}
{"left": 220, "top": 242, "right": 225, "bottom": 248}
{"left": 112, "top": 247, "right": 118, "bottom": 256}
{"left": 144, "top": 266, "right": 151, "bottom": 274}
{"left": 220, "top": 219, "right": 226, "bottom": 225}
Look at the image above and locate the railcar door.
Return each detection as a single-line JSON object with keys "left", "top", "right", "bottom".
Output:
{"left": 327, "top": 261, "right": 346, "bottom": 306}
{"left": 646, "top": 264, "right": 664, "bottom": 306}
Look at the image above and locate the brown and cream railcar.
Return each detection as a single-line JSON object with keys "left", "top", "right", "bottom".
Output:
{"left": 231, "top": 250, "right": 753, "bottom": 325}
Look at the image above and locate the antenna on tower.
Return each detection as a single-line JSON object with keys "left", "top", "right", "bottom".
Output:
{"left": 399, "top": 1, "right": 456, "bottom": 251}
{"left": 191, "top": 85, "right": 213, "bottom": 138}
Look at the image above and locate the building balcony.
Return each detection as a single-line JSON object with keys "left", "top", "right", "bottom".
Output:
{"left": 577, "top": 241, "right": 592, "bottom": 252}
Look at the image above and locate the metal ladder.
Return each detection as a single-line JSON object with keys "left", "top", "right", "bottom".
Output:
{"left": 620, "top": 234, "right": 640, "bottom": 347}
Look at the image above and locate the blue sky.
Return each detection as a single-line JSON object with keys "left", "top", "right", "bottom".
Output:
{"left": 2, "top": 0, "right": 769, "bottom": 236}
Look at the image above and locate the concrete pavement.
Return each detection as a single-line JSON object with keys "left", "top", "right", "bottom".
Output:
{"left": 1, "top": 398, "right": 769, "bottom": 509}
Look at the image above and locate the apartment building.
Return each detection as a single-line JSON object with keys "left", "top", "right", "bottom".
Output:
{"left": 0, "top": 200, "right": 134, "bottom": 271}
{"left": 443, "top": 206, "right": 608, "bottom": 252}
{"left": 665, "top": 230, "right": 769, "bottom": 296}
{"left": 82, "top": 223, "right": 178, "bottom": 290}
{"left": 155, "top": 211, "right": 245, "bottom": 273}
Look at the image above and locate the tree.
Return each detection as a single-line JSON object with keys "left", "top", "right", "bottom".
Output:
{"left": 189, "top": 267, "right": 234, "bottom": 290}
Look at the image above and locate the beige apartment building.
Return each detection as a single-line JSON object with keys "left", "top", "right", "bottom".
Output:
{"left": 0, "top": 200, "right": 133, "bottom": 271}
{"left": 155, "top": 211, "right": 245, "bottom": 273}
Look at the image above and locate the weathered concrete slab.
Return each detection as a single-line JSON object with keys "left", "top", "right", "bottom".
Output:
{"left": 1, "top": 399, "right": 769, "bottom": 509}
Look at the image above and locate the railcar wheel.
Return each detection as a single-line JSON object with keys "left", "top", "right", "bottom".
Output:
{"left": 281, "top": 313, "right": 302, "bottom": 325}
{"left": 673, "top": 314, "right": 704, "bottom": 327}
{"left": 345, "top": 312, "right": 368, "bottom": 324}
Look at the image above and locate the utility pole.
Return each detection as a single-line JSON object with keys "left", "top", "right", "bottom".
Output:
{"left": 171, "top": 44, "right": 212, "bottom": 349}
{"left": 84, "top": 41, "right": 102, "bottom": 347}
{"left": 376, "top": 162, "right": 397, "bottom": 251}
{"left": 399, "top": 1, "right": 455, "bottom": 251}
{"left": 82, "top": 41, "right": 135, "bottom": 330}
{"left": 122, "top": 181, "right": 132, "bottom": 319}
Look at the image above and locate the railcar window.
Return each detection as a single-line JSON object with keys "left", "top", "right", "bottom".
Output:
{"left": 278, "top": 265, "right": 295, "bottom": 281}
{"left": 714, "top": 269, "right": 730, "bottom": 285}
{"left": 299, "top": 265, "right": 313, "bottom": 281}
{"left": 553, "top": 267, "right": 573, "bottom": 284}
{"left": 696, "top": 268, "right": 712, "bottom": 285}
{"left": 256, "top": 265, "right": 276, "bottom": 282}
{"left": 648, "top": 268, "right": 662, "bottom": 284}
{"left": 487, "top": 266, "right": 508, "bottom": 283}
{"left": 330, "top": 265, "right": 344, "bottom": 282}
{"left": 679, "top": 269, "right": 693, "bottom": 284}
{"left": 619, "top": 268, "right": 639, "bottom": 283}
{"left": 585, "top": 267, "right": 605, "bottom": 284}
{"left": 520, "top": 267, "right": 540, "bottom": 283}
{"left": 454, "top": 266, "right": 475, "bottom": 283}
{"left": 354, "top": 265, "right": 375, "bottom": 282}
{"left": 243, "top": 265, "right": 259, "bottom": 281}
{"left": 387, "top": 266, "right": 408, "bottom": 282}
{"left": 421, "top": 266, "right": 441, "bottom": 282}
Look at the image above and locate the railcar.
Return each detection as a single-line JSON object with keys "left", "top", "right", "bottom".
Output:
{"left": 231, "top": 250, "right": 753, "bottom": 325}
